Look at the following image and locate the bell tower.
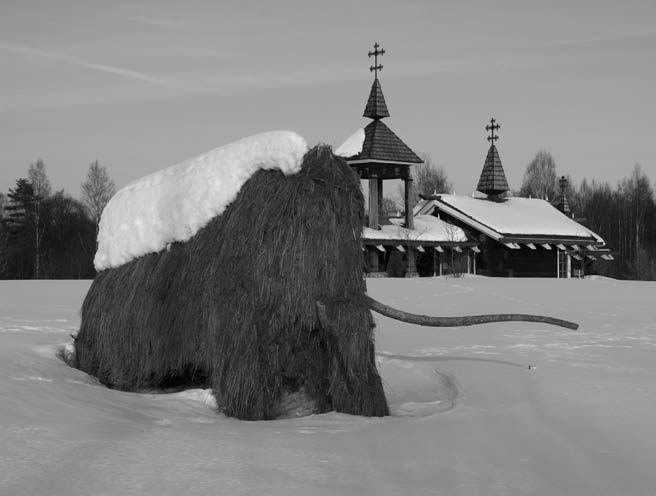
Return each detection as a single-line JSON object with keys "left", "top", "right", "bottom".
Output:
{"left": 344, "top": 43, "right": 423, "bottom": 231}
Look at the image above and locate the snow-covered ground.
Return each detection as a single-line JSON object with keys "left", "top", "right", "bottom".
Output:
{"left": 1, "top": 276, "right": 655, "bottom": 495}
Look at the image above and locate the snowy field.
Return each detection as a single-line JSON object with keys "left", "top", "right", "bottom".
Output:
{"left": 1, "top": 276, "right": 655, "bottom": 495}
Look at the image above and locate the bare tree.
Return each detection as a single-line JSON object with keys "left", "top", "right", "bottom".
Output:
{"left": 623, "top": 164, "right": 653, "bottom": 278}
{"left": 81, "top": 160, "right": 116, "bottom": 225}
{"left": 575, "top": 168, "right": 656, "bottom": 280}
{"left": 28, "top": 159, "right": 52, "bottom": 198}
{"left": 520, "top": 150, "right": 557, "bottom": 200}
{"left": 398, "top": 154, "right": 452, "bottom": 208}
{"left": 381, "top": 197, "right": 401, "bottom": 219}
{"left": 27, "top": 159, "right": 51, "bottom": 278}
{"left": 443, "top": 222, "right": 466, "bottom": 278}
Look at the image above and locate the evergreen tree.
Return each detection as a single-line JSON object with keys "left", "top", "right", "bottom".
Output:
{"left": 0, "top": 193, "right": 6, "bottom": 219}
{"left": 3, "top": 179, "right": 37, "bottom": 278}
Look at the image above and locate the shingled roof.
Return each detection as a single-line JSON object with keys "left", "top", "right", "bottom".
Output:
{"left": 352, "top": 120, "right": 422, "bottom": 164}
{"left": 476, "top": 144, "right": 509, "bottom": 196}
{"left": 363, "top": 78, "right": 390, "bottom": 119}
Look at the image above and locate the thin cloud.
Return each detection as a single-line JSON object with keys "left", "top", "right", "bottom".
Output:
{"left": 196, "top": 53, "right": 525, "bottom": 95}
{"left": 0, "top": 86, "right": 179, "bottom": 112}
{"left": 530, "top": 32, "right": 656, "bottom": 50}
{"left": 122, "top": 15, "right": 190, "bottom": 29}
{"left": 0, "top": 40, "right": 539, "bottom": 113}
{"left": 391, "top": 54, "right": 527, "bottom": 79}
{"left": 0, "top": 41, "right": 187, "bottom": 90}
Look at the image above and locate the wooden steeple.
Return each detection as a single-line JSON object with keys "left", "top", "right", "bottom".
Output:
{"left": 476, "top": 118, "right": 509, "bottom": 200}
{"left": 346, "top": 43, "right": 422, "bottom": 180}
{"left": 555, "top": 175, "right": 572, "bottom": 216}
{"left": 363, "top": 79, "right": 390, "bottom": 119}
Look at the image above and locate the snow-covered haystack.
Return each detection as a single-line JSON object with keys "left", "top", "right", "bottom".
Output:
{"left": 74, "top": 134, "right": 388, "bottom": 420}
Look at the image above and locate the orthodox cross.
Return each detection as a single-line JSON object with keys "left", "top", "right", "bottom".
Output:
{"left": 368, "top": 42, "right": 385, "bottom": 78}
{"left": 486, "top": 118, "right": 500, "bottom": 144}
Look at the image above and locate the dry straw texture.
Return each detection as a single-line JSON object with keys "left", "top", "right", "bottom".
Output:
{"left": 75, "top": 145, "right": 389, "bottom": 420}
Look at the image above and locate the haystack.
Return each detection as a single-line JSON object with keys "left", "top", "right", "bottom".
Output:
{"left": 74, "top": 142, "right": 389, "bottom": 420}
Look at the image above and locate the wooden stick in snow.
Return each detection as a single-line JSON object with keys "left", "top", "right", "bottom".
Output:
{"left": 365, "top": 295, "right": 579, "bottom": 330}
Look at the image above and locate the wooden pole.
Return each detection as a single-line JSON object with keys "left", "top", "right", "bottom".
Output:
{"left": 404, "top": 178, "right": 414, "bottom": 230}
{"left": 404, "top": 178, "right": 417, "bottom": 276}
{"left": 368, "top": 247, "right": 379, "bottom": 273}
{"left": 368, "top": 177, "right": 379, "bottom": 229}
{"left": 366, "top": 295, "right": 579, "bottom": 330}
{"left": 377, "top": 179, "right": 383, "bottom": 222}
{"left": 432, "top": 249, "right": 437, "bottom": 276}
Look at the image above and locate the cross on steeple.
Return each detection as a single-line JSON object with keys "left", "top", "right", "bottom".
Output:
{"left": 368, "top": 42, "right": 385, "bottom": 79}
{"left": 486, "top": 118, "right": 500, "bottom": 144}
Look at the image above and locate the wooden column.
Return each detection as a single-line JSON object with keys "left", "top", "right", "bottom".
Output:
{"left": 404, "top": 178, "right": 417, "bottom": 277}
{"left": 432, "top": 249, "right": 437, "bottom": 276}
{"left": 404, "top": 178, "right": 414, "bottom": 230}
{"left": 377, "top": 179, "right": 384, "bottom": 222}
{"left": 368, "top": 247, "right": 379, "bottom": 273}
{"left": 368, "top": 177, "right": 380, "bottom": 229}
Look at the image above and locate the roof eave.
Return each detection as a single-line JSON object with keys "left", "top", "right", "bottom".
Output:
{"left": 347, "top": 158, "right": 422, "bottom": 166}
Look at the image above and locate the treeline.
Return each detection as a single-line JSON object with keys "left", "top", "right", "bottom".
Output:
{"left": 520, "top": 152, "right": 656, "bottom": 281}
{"left": 0, "top": 160, "right": 115, "bottom": 279}
{"left": 573, "top": 167, "right": 656, "bottom": 280}
{"left": 1, "top": 153, "right": 654, "bottom": 281}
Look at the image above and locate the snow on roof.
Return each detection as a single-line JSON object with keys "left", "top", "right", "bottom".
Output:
{"left": 335, "top": 128, "right": 365, "bottom": 158}
{"left": 424, "top": 195, "right": 602, "bottom": 242}
{"left": 95, "top": 130, "right": 308, "bottom": 271}
{"left": 362, "top": 215, "right": 467, "bottom": 243}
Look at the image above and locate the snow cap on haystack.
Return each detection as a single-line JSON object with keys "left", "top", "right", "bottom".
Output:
{"left": 94, "top": 131, "right": 308, "bottom": 270}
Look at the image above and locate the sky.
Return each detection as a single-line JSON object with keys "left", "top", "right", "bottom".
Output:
{"left": 1, "top": 0, "right": 655, "bottom": 201}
